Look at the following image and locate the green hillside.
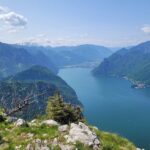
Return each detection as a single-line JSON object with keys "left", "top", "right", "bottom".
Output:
{"left": 0, "top": 66, "right": 81, "bottom": 120}
{"left": 93, "top": 41, "right": 150, "bottom": 86}
{"left": 0, "top": 95, "right": 136, "bottom": 150}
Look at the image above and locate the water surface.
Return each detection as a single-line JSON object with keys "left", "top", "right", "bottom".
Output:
{"left": 59, "top": 68, "right": 150, "bottom": 149}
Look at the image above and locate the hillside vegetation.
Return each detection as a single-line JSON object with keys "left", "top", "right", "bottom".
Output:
{"left": 0, "top": 94, "right": 136, "bottom": 150}
{"left": 0, "top": 66, "right": 81, "bottom": 120}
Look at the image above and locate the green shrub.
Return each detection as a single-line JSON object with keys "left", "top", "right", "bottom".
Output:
{"left": 45, "top": 93, "right": 83, "bottom": 124}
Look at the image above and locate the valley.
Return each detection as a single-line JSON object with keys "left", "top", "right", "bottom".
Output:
{"left": 0, "top": 1, "right": 150, "bottom": 149}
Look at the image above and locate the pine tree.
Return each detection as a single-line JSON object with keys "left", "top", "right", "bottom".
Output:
{"left": 46, "top": 92, "right": 83, "bottom": 124}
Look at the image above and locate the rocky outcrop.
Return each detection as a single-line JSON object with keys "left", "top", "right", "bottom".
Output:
{"left": 58, "top": 124, "right": 69, "bottom": 132}
{"left": 25, "top": 120, "right": 101, "bottom": 150}
{"left": 26, "top": 139, "right": 49, "bottom": 150}
{"left": 14, "top": 118, "right": 26, "bottom": 127}
{"left": 0, "top": 117, "right": 138, "bottom": 150}
{"left": 26, "top": 139, "right": 75, "bottom": 150}
{"left": 41, "top": 119, "right": 59, "bottom": 126}
{"left": 64, "top": 122, "right": 100, "bottom": 150}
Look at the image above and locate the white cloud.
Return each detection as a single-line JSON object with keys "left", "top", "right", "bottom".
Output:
{"left": 141, "top": 25, "right": 150, "bottom": 34}
{"left": 0, "top": 12, "right": 27, "bottom": 27}
{"left": 37, "top": 34, "right": 47, "bottom": 38}
{"left": 18, "top": 31, "right": 149, "bottom": 47}
{"left": 21, "top": 34, "right": 52, "bottom": 46}
{"left": 0, "top": 6, "right": 27, "bottom": 33}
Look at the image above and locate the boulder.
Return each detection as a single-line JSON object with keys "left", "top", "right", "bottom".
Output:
{"left": 31, "top": 119, "right": 37, "bottom": 123}
{"left": 58, "top": 125, "right": 69, "bottom": 132}
{"left": 41, "top": 120, "right": 59, "bottom": 126}
{"left": 14, "top": 119, "right": 26, "bottom": 127}
{"left": 65, "top": 122, "right": 100, "bottom": 149}
{"left": 29, "top": 119, "right": 38, "bottom": 126}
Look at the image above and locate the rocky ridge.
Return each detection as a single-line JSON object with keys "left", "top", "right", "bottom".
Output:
{"left": 0, "top": 117, "right": 140, "bottom": 150}
{"left": 17, "top": 119, "right": 100, "bottom": 150}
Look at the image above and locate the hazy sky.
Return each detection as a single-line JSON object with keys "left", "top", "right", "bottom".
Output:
{"left": 0, "top": 0, "right": 150, "bottom": 47}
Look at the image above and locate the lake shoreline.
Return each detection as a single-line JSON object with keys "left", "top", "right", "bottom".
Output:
{"left": 122, "top": 76, "right": 146, "bottom": 89}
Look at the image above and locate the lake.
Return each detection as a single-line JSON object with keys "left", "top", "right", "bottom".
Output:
{"left": 59, "top": 68, "right": 150, "bottom": 150}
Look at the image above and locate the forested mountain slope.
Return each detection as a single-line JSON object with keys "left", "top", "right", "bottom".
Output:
{"left": 0, "top": 66, "right": 81, "bottom": 119}
{"left": 93, "top": 41, "right": 150, "bottom": 86}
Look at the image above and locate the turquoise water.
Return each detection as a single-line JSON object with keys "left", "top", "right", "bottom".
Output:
{"left": 59, "top": 68, "right": 150, "bottom": 149}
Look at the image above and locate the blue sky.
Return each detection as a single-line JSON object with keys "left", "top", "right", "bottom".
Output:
{"left": 0, "top": 0, "right": 150, "bottom": 47}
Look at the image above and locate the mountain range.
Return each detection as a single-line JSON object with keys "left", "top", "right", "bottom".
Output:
{"left": 0, "top": 41, "right": 112, "bottom": 119}
{"left": 0, "top": 42, "right": 58, "bottom": 79}
{"left": 0, "top": 42, "right": 112, "bottom": 79}
{"left": 19, "top": 44, "right": 112, "bottom": 68}
{"left": 93, "top": 41, "right": 150, "bottom": 86}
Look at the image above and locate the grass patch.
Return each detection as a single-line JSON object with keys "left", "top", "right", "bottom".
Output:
{"left": 0, "top": 120, "right": 136, "bottom": 150}
{"left": 94, "top": 128, "right": 136, "bottom": 150}
{"left": 0, "top": 122, "right": 59, "bottom": 150}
